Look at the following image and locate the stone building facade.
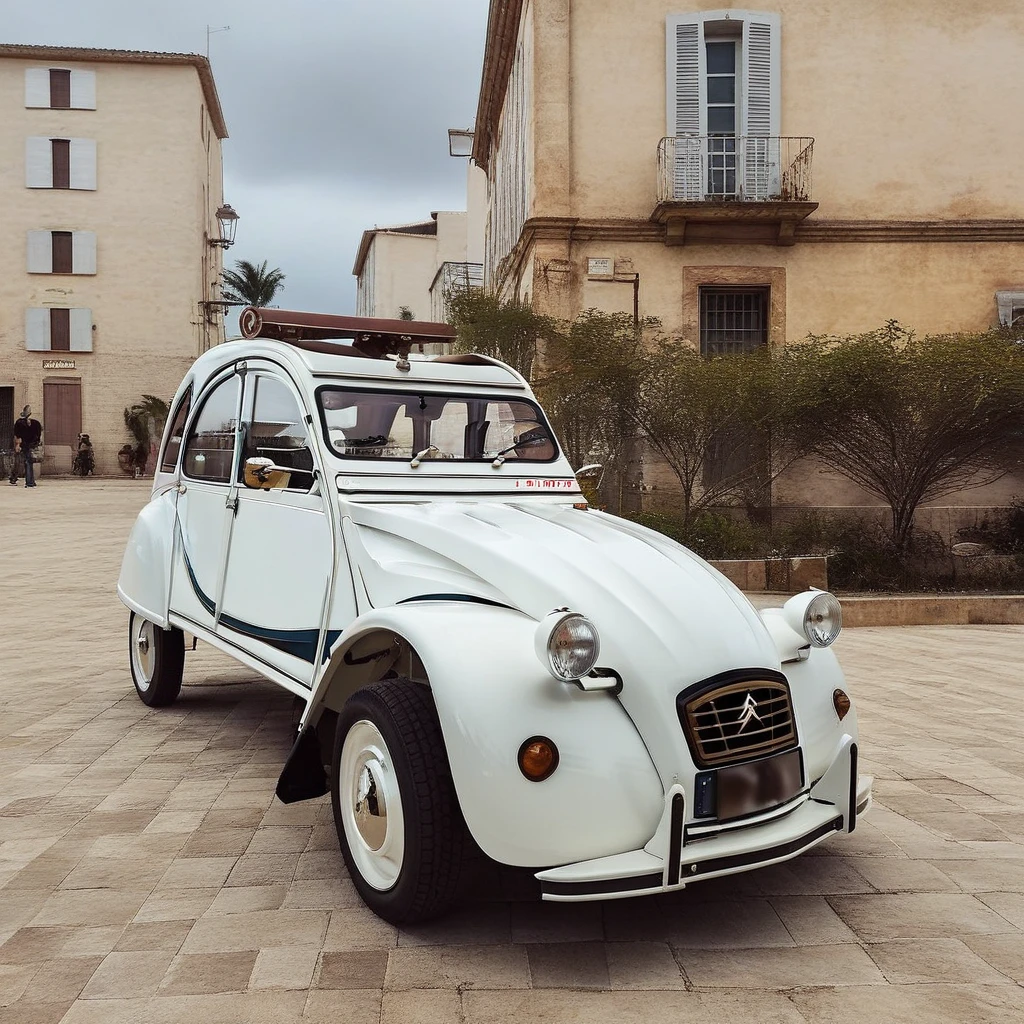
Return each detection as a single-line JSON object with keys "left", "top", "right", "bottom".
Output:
{"left": 0, "top": 45, "right": 229, "bottom": 476}
{"left": 471, "top": 1, "right": 1024, "bottom": 518}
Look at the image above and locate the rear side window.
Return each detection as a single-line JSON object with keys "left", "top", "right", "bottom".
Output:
{"left": 182, "top": 376, "right": 240, "bottom": 483}
{"left": 160, "top": 385, "right": 192, "bottom": 472}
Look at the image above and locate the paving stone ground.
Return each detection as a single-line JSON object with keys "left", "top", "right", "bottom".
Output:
{"left": 1, "top": 479, "right": 1023, "bottom": 1023}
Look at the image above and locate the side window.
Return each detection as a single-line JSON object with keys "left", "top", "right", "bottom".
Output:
{"left": 241, "top": 376, "right": 314, "bottom": 490}
{"left": 182, "top": 375, "right": 239, "bottom": 482}
{"left": 160, "top": 386, "right": 192, "bottom": 473}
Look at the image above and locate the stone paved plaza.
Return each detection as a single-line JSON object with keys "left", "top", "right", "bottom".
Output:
{"left": 2, "top": 480, "right": 1023, "bottom": 1023}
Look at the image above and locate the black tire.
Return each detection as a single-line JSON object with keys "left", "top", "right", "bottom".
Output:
{"left": 331, "top": 680, "right": 470, "bottom": 924}
{"left": 128, "top": 611, "right": 184, "bottom": 707}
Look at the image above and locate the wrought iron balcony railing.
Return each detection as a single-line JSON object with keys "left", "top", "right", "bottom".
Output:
{"left": 657, "top": 136, "right": 814, "bottom": 203}
{"left": 430, "top": 261, "right": 484, "bottom": 323}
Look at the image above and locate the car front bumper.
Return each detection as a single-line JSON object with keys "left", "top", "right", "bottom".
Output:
{"left": 536, "top": 735, "right": 871, "bottom": 902}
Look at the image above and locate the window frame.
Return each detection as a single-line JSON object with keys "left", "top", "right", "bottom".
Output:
{"left": 698, "top": 286, "right": 770, "bottom": 357}
{"left": 239, "top": 372, "right": 317, "bottom": 494}
{"left": 314, "top": 385, "right": 560, "bottom": 465}
{"left": 181, "top": 372, "right": 243, "bottom": 486}
{"left": 159, "top": 384, "right": 194, "bottom": 474}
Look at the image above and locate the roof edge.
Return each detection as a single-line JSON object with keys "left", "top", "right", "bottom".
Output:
{"left": 351, "top": 220, "right": 439, "bottom": 277}
{"left": 471, "top": 0, "right": 526, "bottom": 171}
{"left": 0, "top": 44, "right": 228, "bottom": 138}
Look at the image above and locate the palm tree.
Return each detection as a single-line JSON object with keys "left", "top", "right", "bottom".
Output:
{"left": 222, "top": 259, "right": 286, "bottom": 308}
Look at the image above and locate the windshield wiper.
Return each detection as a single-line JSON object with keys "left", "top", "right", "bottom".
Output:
{"left": 491, "top": 432, "right": 550, "bottom": 468}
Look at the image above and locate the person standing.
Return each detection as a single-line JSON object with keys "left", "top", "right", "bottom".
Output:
{"left": 9, "top": 405, "right": 42, "bottom": 487}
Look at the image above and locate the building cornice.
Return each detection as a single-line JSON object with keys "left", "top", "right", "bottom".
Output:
{"left": 0, "top": 44, "right": 228, "bottom": 138}
{"left": 471, "top": 0, "right": 526, "bottom": 171}
{"left": 512, "top": 216, "right": 1024, "bottom": 246}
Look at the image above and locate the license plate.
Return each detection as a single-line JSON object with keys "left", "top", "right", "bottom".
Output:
{"left": 716, "top": 748, "right": 802, "bottom": 821}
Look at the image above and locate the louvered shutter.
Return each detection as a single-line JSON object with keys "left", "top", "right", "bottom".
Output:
{"left": 70, "top": 71, "right": 96, "bottom": 110}
{"left": 69, "top": 308, "right": 93, "bottom": 351}
{"left": 72, "top": 232, "right": 97, "bottom": 274}
{"left": 25, "top": 137, "right": 53, "bottom": 187}
{"left": 668, "top": 17, "right": 705, "bottom": 200}
{"left": 25, "top": 68, "right": 51, "bottom": 107}
{"left": 27, "top": 231, "right": 53, "bottom": 273}
{"left": 68, "top": 139, "right": 97, "bottom": 190}
{"left": 25, "top": 308, "right": 51, "bottom": 351}
{"left": 741, "top": 14, "right": 781, "bottom": 199}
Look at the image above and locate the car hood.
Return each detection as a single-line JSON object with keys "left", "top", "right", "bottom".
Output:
{"left": 345, "top": 501, "right": 780, "bottom": 683}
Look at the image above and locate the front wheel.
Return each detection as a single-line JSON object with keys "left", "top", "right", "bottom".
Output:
{"left": 128, "top": 612, "right": 184, "bottom": 707}
{"left": 332, "top": 680, "right": 469, "bottom": 924}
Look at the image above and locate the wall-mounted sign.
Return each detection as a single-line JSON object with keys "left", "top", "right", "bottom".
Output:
{"left": 42, "top": 358, "right": 76, "bottom": 369}
{"left": 587, "top": 257, "right": 614, "bottom": 277}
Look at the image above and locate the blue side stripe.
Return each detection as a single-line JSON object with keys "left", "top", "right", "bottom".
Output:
{"left": 180, "top": 538, "right": 339, "bottom": 664}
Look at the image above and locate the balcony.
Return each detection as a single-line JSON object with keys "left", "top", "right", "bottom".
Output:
{"left": 429, "top": 261, "right": 484, "bottom": 323}
{"left": 652, "top": 136, "right": 817, "bottom": 246}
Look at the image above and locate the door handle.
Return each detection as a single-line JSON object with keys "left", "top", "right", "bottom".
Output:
{"left": 176, "top": 483, "right": 187, "bottom": 494}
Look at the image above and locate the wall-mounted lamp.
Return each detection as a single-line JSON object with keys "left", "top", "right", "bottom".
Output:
{"left": 447, "top": 128, "right": 474, "bottom": 158}
{"left": 199, "top": 298, "right": 244, "bottom": 325}
{"left": 209, "top": 204, "right": 239, "bottom": 248}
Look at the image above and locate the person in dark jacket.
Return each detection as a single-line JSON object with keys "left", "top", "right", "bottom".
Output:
{"left": 10, "top": 405, "right": 42, "bottom": 487}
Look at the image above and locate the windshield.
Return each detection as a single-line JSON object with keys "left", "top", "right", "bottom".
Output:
{"left": 318, "top": 388, "right": 558, "bottom": 463}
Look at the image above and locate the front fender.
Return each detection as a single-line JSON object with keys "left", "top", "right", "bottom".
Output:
{"left": 117, "top": 490, "right": 177, "bottom": 628}
{"left": 295, "top": 601, "right": 664, "bottom": 868}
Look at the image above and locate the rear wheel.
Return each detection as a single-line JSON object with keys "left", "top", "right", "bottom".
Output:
{"left": 128, "top": 612, "right": 184, "bottom": 707}
{"left": 332, "top": 680, "right": 469, "bottom": 924}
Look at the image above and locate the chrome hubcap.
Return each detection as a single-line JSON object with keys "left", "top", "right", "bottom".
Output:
{"left": 340, "top": 720, "right": 404, "bottom": 890}
{"left": 131, "top": 616, "right": 155, "bottom": 691}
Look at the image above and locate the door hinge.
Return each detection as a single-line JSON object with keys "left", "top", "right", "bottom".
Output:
{"left": 225, "top": 495, "right": 239, "bottom": 516}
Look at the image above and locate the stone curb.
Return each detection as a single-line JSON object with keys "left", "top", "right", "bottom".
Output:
{"left": 748, "top": 592, "right": 1024, "bottom": 627}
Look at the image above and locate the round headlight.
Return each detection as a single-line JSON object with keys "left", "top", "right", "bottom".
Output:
{"left": 539, "top": 612, "right": 601, "bottom": 681}
{"left": 804, "top": 592, "right": 842, "bottom": 647}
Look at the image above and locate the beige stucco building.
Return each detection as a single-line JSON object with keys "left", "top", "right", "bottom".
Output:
{"left": 0, "top": 45, "right": 229, "bottom": 476}
{"left": 472, "top": 0, "right": 1024, "bottom": 514}
{"left": 353, "top": 190, "right": 488, "bottom": 328}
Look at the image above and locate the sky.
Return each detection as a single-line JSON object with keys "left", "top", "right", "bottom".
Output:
{"left": 5, "top": 0, "right": 489, "bottom": 316}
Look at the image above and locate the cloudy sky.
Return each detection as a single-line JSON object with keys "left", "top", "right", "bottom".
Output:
{"left": 6, "top": 0, "right": 489, "bottom": 315}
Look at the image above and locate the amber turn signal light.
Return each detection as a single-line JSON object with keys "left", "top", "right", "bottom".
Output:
{"left": 833, "top": 689, "right": 851, "bottom": 721}
{"left": 518, "top": 736, "right": 559, "bottom": 782}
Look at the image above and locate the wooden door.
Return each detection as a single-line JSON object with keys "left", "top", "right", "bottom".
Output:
{"left": 43, "top": 380, "right": 82, "bottom": 446}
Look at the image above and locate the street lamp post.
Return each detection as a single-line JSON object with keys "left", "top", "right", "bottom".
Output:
{"left": 210, "top": 204, "right": 239, "bottom": 248}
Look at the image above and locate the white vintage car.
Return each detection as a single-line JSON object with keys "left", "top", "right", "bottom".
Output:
{"left": 118, "top": 307, "right": 872, "bottom": 924}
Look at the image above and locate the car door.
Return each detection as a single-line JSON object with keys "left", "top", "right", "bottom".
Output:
{"left": 218, "top": 370, "right": 344, "bottom": 687}
{"left": 168, "top": 369, "right": 242, "bottom": 635}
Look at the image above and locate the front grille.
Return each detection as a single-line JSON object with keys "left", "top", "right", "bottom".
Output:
{"left": 680, "top": 675, "right": 796, "bottom": 768}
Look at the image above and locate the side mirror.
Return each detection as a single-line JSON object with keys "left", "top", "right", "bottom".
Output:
{"left": 575, "top": 463, "right": 603, "bottom": 504}
{"left": 243, "top": 456, "right": 291, "bottom": 490}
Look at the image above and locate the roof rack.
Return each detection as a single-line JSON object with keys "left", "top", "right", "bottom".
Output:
{"left": 238, "top": 307, "right": 457, "bottom": 365}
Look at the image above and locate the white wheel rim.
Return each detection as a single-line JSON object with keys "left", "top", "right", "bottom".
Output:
{"left": 131, "top": 616, "right": 156, "bottom": 692}
{"left": 340, "top": 720, "right": 405, "bottom": 891}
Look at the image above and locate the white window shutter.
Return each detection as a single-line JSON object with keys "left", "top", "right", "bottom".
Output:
{"left": 70, "top": 309, "right": 93, "bottom": 351}
{"left": 27, "top": 231, "right": 53, "bottom": 273}
{"left": 72, "top": 232, "right": 97, "bottom": 274}
{"left": 667, "top": 16, "right": 706, "bottom": 201}
{"left": 70, "top": 70, "right": 96, "bottom": 109}
{"left": 25, "top": 68, "right": 51, "bottom": 107}
{"left": 25, "top": 137, "right": 53, "bottom": 188}
{"left": 25, "top": 308, "right": 51, "bottom": 350}
{"left": 68, "top": 139, "right": 97, "bottom": 190}
{"left": 741, "top": 13, "right": 781, "bottom": 199}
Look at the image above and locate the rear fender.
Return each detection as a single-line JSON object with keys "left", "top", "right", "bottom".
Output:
{"left": 282, "top": 601, "right": 664, "bottom": 867}
{"left": 117, "top": 489, "right": 177, "bottom": 628}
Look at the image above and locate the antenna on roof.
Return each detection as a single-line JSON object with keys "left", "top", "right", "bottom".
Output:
{"left": 206, "top": 25, "right": 230, "bottom": 58}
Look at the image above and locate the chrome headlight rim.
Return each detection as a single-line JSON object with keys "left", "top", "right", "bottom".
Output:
{"left": 782, "top": 589, "right": 843, "bottom": 649}
{"left": 534, "top": 610, "right": 601, "bottom": 682}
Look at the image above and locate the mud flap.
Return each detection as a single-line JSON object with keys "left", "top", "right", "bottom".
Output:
{"left": 275, "top": 726, "right": 329, "bottom": 804}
